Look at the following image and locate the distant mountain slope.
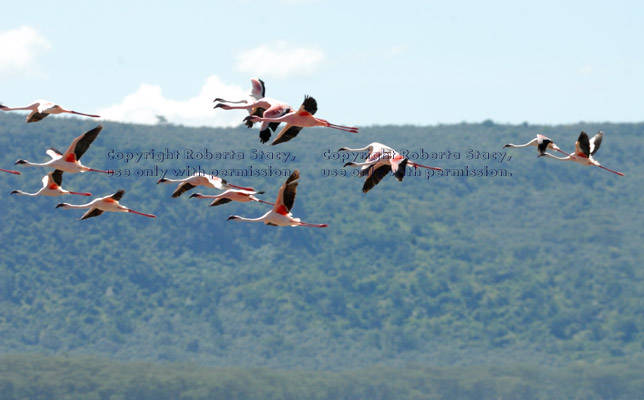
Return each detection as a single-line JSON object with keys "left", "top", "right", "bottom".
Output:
{"left": 0, "top": 113, "right": 642, "bottom": 369}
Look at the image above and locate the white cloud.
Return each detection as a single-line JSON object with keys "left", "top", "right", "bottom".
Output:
{"left": 0, "top": 26, "right": 51, "bottom": 77}
{"left": 96, "top": 75, "right": 251, "bottom": 127}
{"left": 388, "top": 43, "right": 407, "bottom": 57}
{"left": 236, "top": 41, "right": 325, "bottom": 78}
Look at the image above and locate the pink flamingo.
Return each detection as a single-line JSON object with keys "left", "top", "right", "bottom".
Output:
{"left": 56, "top": 189, "right": 156, "bottom": 220}
{"left": 190, "top": 188, "right": 274, "bottom": 207}
{"left": 215, "top": 96, "right": 293, "bottom": 143}
{"left": 213, "top": 77, "right": 266, "bottom": 129}
{"left": 157, "top": 174, "right": 255, "bottom": 198}
{"left": 15, "top": 125, "right": 111, "bottom": 174}
{"left": 539, "top": 131, "right": 624, "bottom": 176}
{"left": 11, "top": 169, "right": 91, "bottom": 197}
{"left": 227, "top": 169, "right": 327, "bottom": 227}
{"left": 339, "top": 142, "right": 442, "bottom": 193}
{"left": 503, "top": 134, "right": 570, "bottom": 156}
{"left": 1, "top": 100, "right": 99, "bottom": 123}
{"left": 244, "top": 96, "right": 359, "bottom": 145}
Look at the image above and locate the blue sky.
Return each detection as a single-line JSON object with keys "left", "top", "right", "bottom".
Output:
{"left": 1, "top": 0, "right": 642, "bottom": 128}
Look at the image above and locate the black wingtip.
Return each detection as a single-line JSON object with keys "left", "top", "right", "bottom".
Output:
{"left": 302, "top": 95, "right": 318, "bottom": 115}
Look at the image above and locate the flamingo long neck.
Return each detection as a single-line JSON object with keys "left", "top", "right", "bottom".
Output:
{"left": 339, "top": 145, "right": 372, "bottom": 153}
{"left": 2, "top": 106, "right": 34, "bottom": 112}
{"left": 539, "top": 153, "right": 571, "bottom": 161}
{"left": 59, "top": 203, "right": 93, "bottom": 209}
{"left": 231, "top": 215, "right": 266, "bottom": 223}
{"left": 161, "top": 177, "right": 190, "bottom": 184}
{"left": 346, "top": 160, "right": 378, "bottom": 168}
{"left": 12, "top": 190, "right": 38, "bottom": 196}
{"left": 216, "top": 103, "right": 253, "bottom": 111}
{"left": 18, "top": 160, "right": 51, "bottom": 167}
{"left": 506, "top": 140, "right": 537, "bottom": 148}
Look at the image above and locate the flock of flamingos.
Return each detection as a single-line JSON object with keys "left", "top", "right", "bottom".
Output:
{"left": 0, "top": 77, "right": 624, "bottom": 227}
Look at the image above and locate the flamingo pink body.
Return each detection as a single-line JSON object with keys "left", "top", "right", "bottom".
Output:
{"left": 157, "top": 174, "right": 255, "bottom": 198}
{"left": 244, "top": 96, "right": 358, "bottom": 145}
{"left": 56, "top": 189, "right": 156, "bottom": 220}
{"left": 539, "top": 131, "right": 624, "bottom": 176}
{"left": 503, "top": 134, "right": 569, "bottom": 156}
{"left": 190, "top": 189, "right": 273, "bottom": 207}
{"left": 15, "top": 125, "right": 111, "bottom": 174}
{"left": 1, "top": 99, "right": 100, "bottom": 123}
{"left": 11, "top": 169, "right": 91, "bottom": 197}
{"left": 339, "top": 142, "right": 442, "bottom": 192}
{"left": 216, "top": 96, "right": 293, "bottom": 143}
{"left": 227, "top": 169, "right": 327, "bottom": 227}
{"left": 213, "top": 77, "right": 266, "bottom": 129}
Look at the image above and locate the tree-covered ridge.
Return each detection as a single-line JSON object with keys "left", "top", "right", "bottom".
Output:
{"left": 1, "top": 354, "right": 643, "bottom": 400}
{"left": 0, "top": 113, "right": 642, "bottom": 369}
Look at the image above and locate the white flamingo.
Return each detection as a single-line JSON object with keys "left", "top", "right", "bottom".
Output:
{"left": 15, "top": 125, "right": 111, "bottom": 174}
{"left": 213, "top": 77, "right": 266, "bottom": 129}
{"left": 11, "top": 169, "right": 91, "bottom": 197}
{"left": 503, "top": 134, "right": 569, "bottom": 156}
{"left": 157, "top": 174, "right": 255, "bottom": 198}
{"left": 227, "top": 169, "right": 327, "bottom": 227}
{"left": 244, "top": 96, "right": 359, "bottom": 145}
{"left": 1, "top": 100, "right": 99, "bottom": 123}
{"left": 339, "top": 142, "right": 442, "bottom": 193}
{"left": 215, "top": 96, "right": 292, "bottom": 143}
{"left": 539, "top": 131, "right": 624, "bottom": 176}
{"left": 190, "top": 188, "right": 273, "bottom": 207}
{"left": 56, "top": 189, "right": 156, "bottom": 220}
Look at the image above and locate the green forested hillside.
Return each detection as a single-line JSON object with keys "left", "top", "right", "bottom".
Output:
{"left": 0, "top": 113, "right": 642, "bottom": 372}
{"left": 2, "top": 354, "right": 643, "bottom": 400}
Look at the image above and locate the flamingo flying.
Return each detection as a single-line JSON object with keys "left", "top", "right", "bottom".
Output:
{"left": 243, "top": 96, "right": 359, "bottom": 145}
{"left": 157, "top": 174, "right": 255, "bottom": 198}
{"left": 215, "top": 96, "right": 292, "bottom": 143}
{"left": 227, "top": 169, "right": 328, "bottom": 227}
{"left": 56, "top": 189, "right": 156, "bottom": 220}
{"left": 538, "top": 131, "right": 624, "bottom": 176}
{"left": 1, "top": 168, "right": 20, "bottom": 175}
{"left": 15, "top": 125, "right": 111, "bottom": 174}
{"left": 213, "top": 77, "right": 266, "bottom": 128}
{"left": 339, "top": 142, "right": 442, "bottom": 193}
{"left": 11, "top": 169, "right": 92, "bottom": 197}
{"left": 503, "top": 134, "right": 570, "bottom": 156}
{"left": 0, "top": 100, "right": 100, "bottom": 123}
{"left": 190, "top": 188, "right": 274, "bottom": 207}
